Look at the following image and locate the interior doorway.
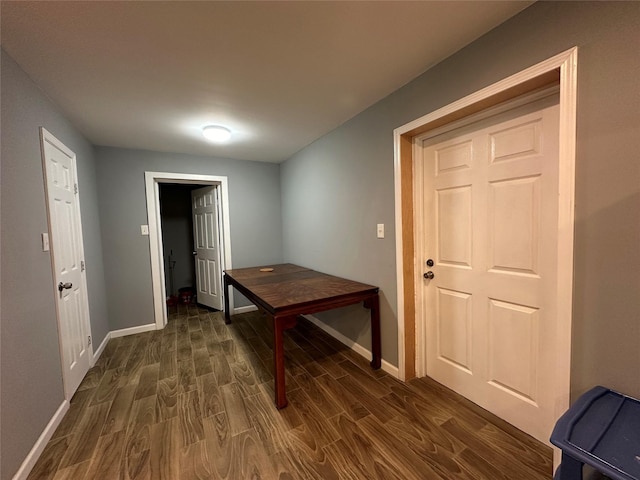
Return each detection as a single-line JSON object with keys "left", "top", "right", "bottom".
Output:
{"left": 145, "top": 172, "right": 233, "bottom": 330}
{"left": 159, "top": 183, "right": 224, "bottom": 312}
{"left": 159, "top": 184, "right": 198, "bottom": 307}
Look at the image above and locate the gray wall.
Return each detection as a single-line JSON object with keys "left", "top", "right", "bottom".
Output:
{"left": 0, "top": 50, "right": 110, "bottom": 480}
{"left": 281, "top": 1, "right": 640, "bottom": 400}
{"left": 281, "top": 122, "right": 398, "bottom": 363}
{"left": 160, "top": 184, "right": 196, "bottom": 297}
{"left": 94, "top": 147, "right": 283, "bottom": 330}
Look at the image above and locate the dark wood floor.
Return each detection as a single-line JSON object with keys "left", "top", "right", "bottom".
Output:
{"left": 28, "top": 304, "right": 553, "bottom": 479}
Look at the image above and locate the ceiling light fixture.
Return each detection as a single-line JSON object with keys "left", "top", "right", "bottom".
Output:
{"left": 202, "top": 125, "right": 232, "bottom": 143}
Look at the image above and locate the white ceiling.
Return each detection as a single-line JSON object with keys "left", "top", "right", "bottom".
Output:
{"left": 1, "top": 1, "right": 532, "bottom": 163}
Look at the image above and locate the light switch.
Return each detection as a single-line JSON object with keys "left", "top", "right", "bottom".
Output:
{"left": 377, "top": 223, "right": 384, "bottom": 239}
{"left": 141, "top": 225, "right": 149, "bottom": 236}
{"left": 42, "top": 232, "right": 50, "bottom": 251}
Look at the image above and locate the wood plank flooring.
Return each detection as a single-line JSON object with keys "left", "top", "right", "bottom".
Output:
{"left": 28, "top": 304, "right": 553, "bottom": 479}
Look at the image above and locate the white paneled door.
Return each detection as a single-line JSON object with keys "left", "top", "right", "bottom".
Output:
{"left": 421, "top": 99, "right": 560, "bottom": 443}
{"left": 192, "top": 186, "right": 223, "bottom": 310}
{"left": 40, "top": 128, "right": 92, "bottom": 399}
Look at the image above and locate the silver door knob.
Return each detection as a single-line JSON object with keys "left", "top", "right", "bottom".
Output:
{"left": 192, "top": 251, "right": 197, "bottom": 255}
{"left": 58, "top": 282, "right": 73, "bottom": 291}
{"left": 423, "top": 271, "right": 434, "bottom": 280}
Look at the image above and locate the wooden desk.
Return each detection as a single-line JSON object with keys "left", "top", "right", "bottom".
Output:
{"left": 223, "top": 263, "right": 381, "bottom": 408}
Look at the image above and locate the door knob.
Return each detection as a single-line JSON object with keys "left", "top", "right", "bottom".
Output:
{"left": 58, "top": 282, "right": 73, "bottom": 291}
{"left": 423, "top": 271, "right": 434, "bottom": 280}
{"left": 192, "top": 251, "right": 197, "bottom": 255}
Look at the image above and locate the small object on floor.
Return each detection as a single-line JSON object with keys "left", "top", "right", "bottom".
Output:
{"left": 178, "top": 286, "right": 196, "bottom": 304}
{"left": 259, "top": 267, "right": 274, "bottom": 272}
{"left": 166, "top": 295, "right": 178, "bottom": 306}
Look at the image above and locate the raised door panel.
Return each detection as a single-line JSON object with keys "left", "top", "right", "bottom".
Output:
{"left": 488, "top": 299, "right": 539, "bottom": 404}
{"left": 488, "top": 176, "right": 540, "bottom": 276}
{"left": 197, "top": 258, "right": 208, "bottom": 297}
{"left": 436, "top": 288, "right": 473, "bottom": 373}
{"left": 436, "top": 186, "right": 472, "bottom": 268}
{"left": 435, "top": 140, "right": 473, "bottom": 175}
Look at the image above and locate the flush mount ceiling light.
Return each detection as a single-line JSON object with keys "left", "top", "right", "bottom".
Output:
{"left": 202, "top": 125, "right": 232, "bottom": 143}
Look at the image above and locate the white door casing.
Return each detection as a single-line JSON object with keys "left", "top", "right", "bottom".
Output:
{"left": 192, "top": 185, "right": 223, "bottom": 310}
{"left": 419, "top": 98, "right": 560, "bottom": 443}
{"left": 40, "top": 128, "right": 92, "bottom": 399}
{"left": 145, "top": 172, "right": 233, "bottom": 329}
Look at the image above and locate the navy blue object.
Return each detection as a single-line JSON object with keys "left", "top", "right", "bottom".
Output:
{"left": 550, "top": 386, "right": 640, "bottom": 480}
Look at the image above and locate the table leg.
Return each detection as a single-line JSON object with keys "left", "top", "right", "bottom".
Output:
{"left": 364, "top": 294, "right": 381, "bottom": 369}
{"left": 223, "top": 274, "right": 231, "bottom": 324}
{"left": 272, "top": 315, "right": 297, "bottom": 409}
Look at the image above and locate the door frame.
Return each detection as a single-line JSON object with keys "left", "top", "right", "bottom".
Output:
{"left": 393, "top": 47, "right": 577, "bottom": 435}
{"left": 40, "top": 127, "right": 93, "bottom": 400}
{"left": 145, "top": 172, "right": 232, "bottom": 329}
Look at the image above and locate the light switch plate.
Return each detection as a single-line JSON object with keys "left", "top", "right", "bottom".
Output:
{"left": 377, "top": 223, "right": 384, "bottom": 239}
{"left": 141, "top": 225, "right": 149, "bottom": 235}
{"left": 42, "top": 232, "right": 50, "bottom": 251}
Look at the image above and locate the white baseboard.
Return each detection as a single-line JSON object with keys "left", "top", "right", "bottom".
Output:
{"left": 302, "top": 314, "right": 399, "bottom": 378}
{"left": 91, "top": 332, "right": 111, "bottom": 366}
{"left": 233, "top": 305, "right": 258, "bottom": 315}
{"left": 110, "top": 323, "right": 156, "bottom": 338}
{"left": 12, "top": 400, "right": 70, "bottom": 480}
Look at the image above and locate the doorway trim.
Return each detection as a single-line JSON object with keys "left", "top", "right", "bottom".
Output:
{"left": 145, "top": 172, "right": 233, "bottom": 329}
{"left": 393, "top": 47, "right": 577, "bottom": 427}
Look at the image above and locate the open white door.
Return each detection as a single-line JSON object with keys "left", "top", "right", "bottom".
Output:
{"left": 192, "top": 185, "right": 223, "bottom": 310}
{"left": 40, "top": 128, "right": 92, "bottom": 399}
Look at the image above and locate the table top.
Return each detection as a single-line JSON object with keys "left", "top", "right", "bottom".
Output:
{"left": 224, "top": 263, "right": 378, "bottom": 314}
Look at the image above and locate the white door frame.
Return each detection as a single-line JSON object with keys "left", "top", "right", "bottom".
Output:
{"left": 145, "top": 172, "right": 233, "bottom": 329}
{"left": 393, "top": 47, "right": 577, "bottom": 453}
{"left": 40, "top": 127, "right": 93, "bottom": 400}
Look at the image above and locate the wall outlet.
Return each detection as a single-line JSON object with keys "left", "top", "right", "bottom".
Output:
{"left": 141, "top": 225, "right": 149, "bottom": 235}
{"left": 377, "top": 223, "right": 384, "bottom": 239}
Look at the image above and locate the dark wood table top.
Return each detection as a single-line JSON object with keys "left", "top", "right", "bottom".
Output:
{"left": 224, "top": 263, "right": 379, "bottom": 315}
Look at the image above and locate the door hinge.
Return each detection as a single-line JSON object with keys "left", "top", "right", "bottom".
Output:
{"left": 81, "top": 260, "right": 85, "bottom": 272}
{"left": 88, "top": 335, "right": 92, "bottom": 346}
{"left": 74, "top": 183, "right": 78, "bottom": 194}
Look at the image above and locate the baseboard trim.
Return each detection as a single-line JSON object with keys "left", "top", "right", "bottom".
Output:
{"left": 91, "top": 332, "right": 111, "bottom": 366}
{"left": 110, "top": 323, "right": 156, "bottom": 338}
{"left": 12, "top": 400, "right": 70, "bottom": 480}
{"left": 233, "top": 305, "right": 258, "bottom": 315}
{"left": 302, "top": 314, "right": 399, "bottom": 378}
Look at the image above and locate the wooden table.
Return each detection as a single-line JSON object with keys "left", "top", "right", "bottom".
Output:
{"left": 223, "top": 263, "right": 381, "bottom": 408}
